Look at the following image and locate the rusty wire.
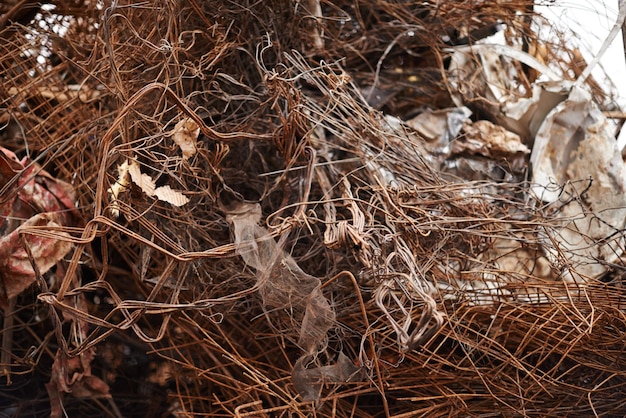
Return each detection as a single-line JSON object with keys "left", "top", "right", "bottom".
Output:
{"left": 0, "top": 0, "right": 625, "bottom": 417}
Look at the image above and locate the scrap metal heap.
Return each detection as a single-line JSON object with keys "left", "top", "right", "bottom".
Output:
{"left": 1, "top": 1, "right": 625, "bottom": 416}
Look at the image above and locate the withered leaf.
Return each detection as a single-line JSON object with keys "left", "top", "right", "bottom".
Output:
{"left": 0, "top": 213, "right": 73, "bottom": 309}
{"left": 116, "top": 159, "right": 189, "bottom": 207}
{"left": 171, "top": 117, "right": 199, "bottom": 160}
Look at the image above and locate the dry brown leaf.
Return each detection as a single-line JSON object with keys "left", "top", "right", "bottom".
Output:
{"left": 171, "top": 117, "right": 199, "bottom": 159}
{"left": 127, "top": 160, "right": 156, "bottom": 197}
{"left": 0, "top": 213, "right": 73, "bottom": 309}
{"left": 108, "top": 161, "right": 131, "bottom": 218}
{"left": 113, "top": 159, "right": 189, "bottom": 208}
{"left": 153, "top": 184, "right": 190, "bottom": 207}
{"left": 47, "top": 348, "right": 111, "bottom": 418}
{"left": 0, "top": 147, "right": 78, "bottom": 229}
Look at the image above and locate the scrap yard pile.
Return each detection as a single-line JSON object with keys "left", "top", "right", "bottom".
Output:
{"left": 2, "top": 0, "right": 626, "bottom": 416}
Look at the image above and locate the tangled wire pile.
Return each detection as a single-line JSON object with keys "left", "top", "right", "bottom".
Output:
{"left": 1, "top": 1, "right": 626, "bottom": 416}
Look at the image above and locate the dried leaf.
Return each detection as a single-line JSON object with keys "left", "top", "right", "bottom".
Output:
{"left": 108, "top": 161, "right": 131, "bottom": 217}
{"left": 39, "top": 173, "right": 78, "bottom": 214}
{"left": 127, "top": 160, "right": 156, "bottom": 197}
{"left": 0, "top": 213, "right": 73, "bottom": 309}
{"left": 0, "top": 146, "right": 23, "bottom": 187}
{"left": 0, "top": 147, "right": 78, "bottom": 229}
{"left": 47, "top": 349, "right": 111, "bottom": 418}
{"left": 114, "top": 159, "right": 189, "bottom": 207}
{"left": 171, "top": 117, "right": 199, "bottom": 159}
{"left": 153, "top": 184, "right": 190, "bottom": 207}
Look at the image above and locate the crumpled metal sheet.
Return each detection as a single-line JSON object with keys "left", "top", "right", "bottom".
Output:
{"left": 456, "top": 120, "right": 529, "bottom": 157}
{"left": 500, "top": 81, "right": 570, "bottom": 142}
{"left": 405, "top": 106, "right": 472, "bottom": 155}
{"left": 450, "top": 119, "right": 530, "bottom": 179}
{"left": 447, "top": 43, "right": 567, "bottom": 143}
{"left": 447, "top": 41, "right": 626, "bottom": 283}
{"left": 531, "top": 86, "right": 626, "bottom": 281}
